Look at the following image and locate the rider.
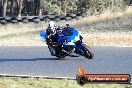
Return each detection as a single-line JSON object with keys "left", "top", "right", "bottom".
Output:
{"left": 46, "top": 21, "right": 56, "bottom": 37}
{"left": 46, "top": 21, "right": 58, "bottom": 45}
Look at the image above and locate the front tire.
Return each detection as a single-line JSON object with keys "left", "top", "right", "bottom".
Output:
{"left": 81, "top": 44, "right": 94, "bottom": 59}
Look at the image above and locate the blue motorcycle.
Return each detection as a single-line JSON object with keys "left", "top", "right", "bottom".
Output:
{"left": 40, "top": 28, "right": 94, "bottom": 59}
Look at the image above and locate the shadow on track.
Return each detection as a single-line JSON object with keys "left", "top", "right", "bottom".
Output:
{"left": 0, "top": 58, "right": 63, "bottom": 62}
{"left": 0, "top": 46, "right": 81, "bottom": 62}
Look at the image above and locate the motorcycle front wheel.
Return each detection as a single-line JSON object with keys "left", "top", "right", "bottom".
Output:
{"left": 81, "top": 44, "right": 94, "bottom": 59}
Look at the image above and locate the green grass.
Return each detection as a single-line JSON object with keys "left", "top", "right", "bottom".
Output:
{"left": 0, "top": 30, "right": 40, "bottom": 39}
{"left": 0, "top": 34, "right": 19, "bottom": 39}
{"left": 123, "top": 12, "right": 132, "bottom": 16}
{"left": 74, "top": 15, "right": 132, "bottom": 33}
{"left": 0, "top": 77, "right": 131, "bottom": 88}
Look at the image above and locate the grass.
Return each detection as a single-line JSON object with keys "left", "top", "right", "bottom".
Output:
{"left": 1, "top": 12, "right": 132, "bottom": 46}
{"left": 82, "top": 32, "right": 132, "bottom": 46}
{"left": 0, "top": 30, "right": 40, "bottom": 39}
{"left": 0, "top": 77, "right": 131, "bottom": 88}
{"left": 67, "top": 6, "right": 132, "bottom": 46}
{"left": 124, "top": 12, "right": 132, "bottom": 16}
{"left": 0, "top": 33, "right": 19, "bottom": 39}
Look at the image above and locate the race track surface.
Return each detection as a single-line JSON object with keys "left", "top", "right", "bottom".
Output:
{"left": 0, "top": 46, "right": 132, "bottom": 79}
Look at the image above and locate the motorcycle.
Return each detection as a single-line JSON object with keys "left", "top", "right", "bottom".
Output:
{"left": 40, "top": 28, "right": 94, "bottom": 59}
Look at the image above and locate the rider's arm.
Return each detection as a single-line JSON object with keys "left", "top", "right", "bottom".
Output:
{"left": 78, "top": 31, "right": 83, "bottom": 40}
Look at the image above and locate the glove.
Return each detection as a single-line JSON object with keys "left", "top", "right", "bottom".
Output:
{"left": 80, "top": 35, "right": 83, "bottom": 40}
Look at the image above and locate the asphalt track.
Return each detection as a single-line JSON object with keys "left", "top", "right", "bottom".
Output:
{"left": 0, "top": 46, "right": 132, "bottom": 79}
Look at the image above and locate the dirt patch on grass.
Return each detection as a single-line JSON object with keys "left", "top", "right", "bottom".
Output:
{"left": 83, "top": 32, "right": 132, "bottom": 46}
{"left": 0, "top": 83, "right": 7, "bottom": 88}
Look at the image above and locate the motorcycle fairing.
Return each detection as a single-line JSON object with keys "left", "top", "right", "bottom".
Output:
{"left": 40, "top": 31, "right": 46, "bottom": 42}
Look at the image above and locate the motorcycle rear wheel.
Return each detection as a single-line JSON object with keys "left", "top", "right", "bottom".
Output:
{"left": 55, "top": 46, "right": 66, "bottom": 59}
{"left": 56, "top": 52, "right": 66, "bottom": 58}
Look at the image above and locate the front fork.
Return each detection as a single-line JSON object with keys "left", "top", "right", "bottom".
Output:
{"left": 74, "top": 41, "right": 85, "bottom": 56}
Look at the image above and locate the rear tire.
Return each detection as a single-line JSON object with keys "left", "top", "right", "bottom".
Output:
{"left": 55, "top": 46, "right": 66, "bottom": 59}
{"left": 56, "top": 53, "right": 66, "bottom": 59}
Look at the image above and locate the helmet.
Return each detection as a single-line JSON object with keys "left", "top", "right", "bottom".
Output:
{"left": 48, "top": 21, "right": 56, "bottom": 29}
{"left": 48, "top": 21, "right": 56, "bottom": 34}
